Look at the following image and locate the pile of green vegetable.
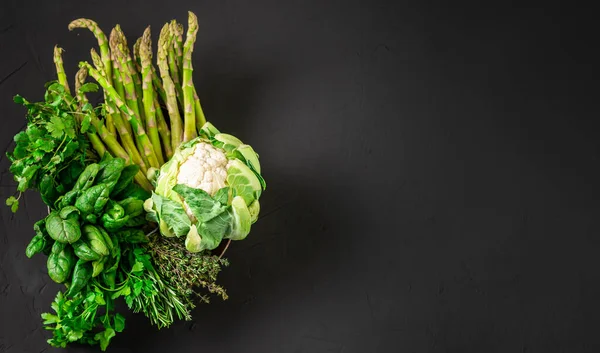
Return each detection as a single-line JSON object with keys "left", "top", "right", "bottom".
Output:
{"left": 5, "top": 11, "right": 265, "bottom": 351}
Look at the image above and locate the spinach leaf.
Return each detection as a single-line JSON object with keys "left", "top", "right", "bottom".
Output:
{"left": 98, "top": 227, "right": 114, "bottom": 255}
{"left": 95, "top": 158, "right": 125, "bottom": 192}
{"left": 60, "top": 189, "right": 79, "bottom": 208}
{"left": 26, "top": 234, "right": 45, "bottom": 258}
{"left": 105, "top": 200, "right": 125, "bottom": 220}
{"left": 72, "top": 239, "right": 101, "bottom": 261}
{"left": 92, "top": 256, "right": 108, "bottom": 277}
{"left": 59, "top": 205, "right": 80, "bottom": 220}
{"left": 114, "top": 182, "right": 151, "bottom": 202}
{"left": 124, "top": 215, "right": 146, "bottom": 228}
{"left": 66, "top": 259, "right": 92, "bottom": 297}
{"left": 46, "top": 210, "right": 81, "bottom": 244}
{"left": 26, "top": 219, "right": 49, "bottom": 258}
{"left": 115, "top": 229, "right": 149, "bottom": 244}
{"left": 82, "top": 225, "right": 109, "bottom": 256}
{"left": 75, "top": 184, "right": 110, "bottom": 216}
{"left": 111, "top": 165, "right": 139, "bottom": 197}
{"left": 47, "top": 242, "right": 75, "bottom": 283}
{"left": 39, "top": 174, "right": 59, "bottom": 207}
{"left": 118, "top": 198, "right": 144, "bottom": 217}
{"left": 72, "top": 163, "right": 101, "bottom": 192}
{"left": 101, "top": 214, "right": 130, "bottom": 232}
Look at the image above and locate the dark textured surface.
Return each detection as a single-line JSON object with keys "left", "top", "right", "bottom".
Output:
{"left": 1, "top": 1, "right": 599, "bottom": 352}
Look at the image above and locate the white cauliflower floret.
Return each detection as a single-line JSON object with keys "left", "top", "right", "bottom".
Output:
{"left": 175, "top": 142, "right": 231, "bottom": 218}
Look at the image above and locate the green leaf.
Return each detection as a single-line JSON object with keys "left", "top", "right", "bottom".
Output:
{"left": 26, "top": 234, "right": 45, "bottom": 258}
{"left": 114, "top": 313, "right": 125, "bottom": 333}
{"left": 97, "top": 227, "right": 114, "bottom": 254}
{"left": 41, "top": 312, "right": 59, "bottom": 325}
{"left": 91, "top": 257, "right": 106, "bottom": 277}
{"left": 212, "top": 133, "right": 243, "bottom": 152}
{"left": 82, "top": 225, "right": 109, "bottom": 256}
{"left": 118, "top": 198, "right": 145, "bottom": 217}
{"left": 46, "top": 211, "right": 81, "bottom": 244}
{"left": 80, "top": 114, "right": 91, "bottom": 133}
{"left": 226, "top": 159, "right": 263, "bottom": 205}
{"left": 66, "top": 259, "right": 92, "bottom": 297}
{"left": 133, "top": 281, "right": 143, "bottom": 296}
{"left": 115, "top": 228, "right": 148, "bottom": 243}
{"left": 78, "top": 82, "right": 99, "bottom": 93}
{"left": 235, "top": 144, "right": 262, "bottom": 174}
{"left": 47, "top": 243, "right": 75, "bottom": 283}
{"left": 72, "top": 163, "right": 101, "bottom": 191}
{"left": 131, "top": 261, "right": 144, "bottom": 273}
{"left": 228, "top": 196, "right": 252, "bottom": 240}
{"left": 94, "top": 328, "right": 115, "bottom": 351}
{"left": 110, "top": 165, "right": 139, "bottom": 197}
{"left": 46, "top": 115, "right": 66, "bottom": 139}
{"left": 213, "top": 187, "right": 230, "bottom": 205}
{"left": 95, "top": 292, "right": 106, "bottom": 305}
{"left": 74, "top": 184, "right": 110, "bottom": 216}
{"left": 6, "top": 196, "right": 19, "bottom": 213}
{"left": 199, "top": 210, "right": 232, "bottom": 250}
{"left": 59, "top": 205, "right": 80, "bottom": 220}
{"left": 185, "top": 225, "right": 202, "bottom": 252}
{"left": 72, "top": 239, "right": 101, "bottom": 261}
{"left": 173, "top": 184, "right": 227, "bottom": 222}
{"left": 248, "top": 199, "right": 261, "bottom": 224}
{"left": 151, "top": 192, "right": 191, "bottom": 237}
{"left": 95, "top": 157, "right": 126, "bottom": 191}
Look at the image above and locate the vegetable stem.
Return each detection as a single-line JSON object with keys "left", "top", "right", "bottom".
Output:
{"left": 68, "top": 18, "right": 113, "bottom": 86}
{"left": 81, "top": 61, "right": 160, "bottom": 170}
{"left": 53, "top": 46, "right": 71, "bottom": 94}
{"left": 182, "top": 12, "right": 199, "bottom": 142}
{"left": 140, "top": 27, "right": 165, "bottom": 165}
{"left": 157, "top": 23, "right": 183, "bottom": 151}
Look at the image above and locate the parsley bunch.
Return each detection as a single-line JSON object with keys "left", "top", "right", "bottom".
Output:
{"left": 5, "top": 82, "right": 94, "bottom": 211}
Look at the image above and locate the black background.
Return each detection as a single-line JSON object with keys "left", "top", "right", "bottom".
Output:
{"left": 1, "top": 1, "right": 599, "bottom": 352}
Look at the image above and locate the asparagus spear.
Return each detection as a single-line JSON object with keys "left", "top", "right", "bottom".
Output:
{"left": 110, "top": 32, "right": 149, "bottom": 168}
{"left": 135, "top": 33, "right": 173, "bottom": 158}
{"left": 110, "top": 29, "right": 144, "bottom": 128}
{"left": 135, "top": 37, "right": 169, "bottom": 109}
{"left": 74, "top": 67, "right": 152, "bottom": 190}
{"left": 171, "top": 20, "right": 184, "bottom": 75}
{"left": 114, "top": 25, "right": 145, "bottom": 119}
{"left": 108, "top": 51, "right": 132, "bottom": 137}
{"left": 111, "top": 52, "right": 126, "bottom": 99}
{"left": 68, "top": 19, "right": 112, "bottom": 86}
{"left": 80, "top": 61, "right": 160, "bottom": 170}
{"left": 182, "top": 12, "right": 199, "bottom": 142}
{"left": 152, "top": 64, "right": 168, "bottom": 106}
{"left": 154, "top": 94, "right": 173, "bottom": 159}
{"left": 88, "top": 51, "right": 147, "bottom": 173}
{"left": 140, "top": 27, "right": 165, "bottom": 165}
{"left": 53, "top": 46, "right": 71, "bottom": 94}
{"left": 89, "top": 49, "right": 116, "bottom": 135}
{"left": 157, "top": 23, "right": 184, "bottom": 151}
{"left": 168, "top": 21, "right": 185, "bottom": 109}
{"left": 133, "top": 37, "right": 142, "bottom": 71}
{"left": 193, "top": 87, "right": 206, "bottom": 130}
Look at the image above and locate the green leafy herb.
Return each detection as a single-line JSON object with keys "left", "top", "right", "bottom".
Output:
{"left": 6, "top": 82, "right": 91, "bottom": 202}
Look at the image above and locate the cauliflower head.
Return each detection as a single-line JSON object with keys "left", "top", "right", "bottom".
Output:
{"left": 144, "top": 123, "right": 265, "bottom": 253}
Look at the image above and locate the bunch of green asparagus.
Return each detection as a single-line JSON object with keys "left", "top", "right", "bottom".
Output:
{"left": 58, "top": 11, "right": 205, "bottom": 190}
